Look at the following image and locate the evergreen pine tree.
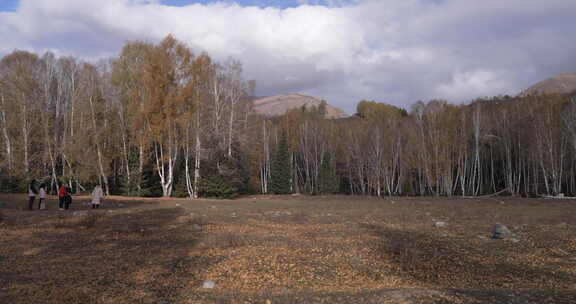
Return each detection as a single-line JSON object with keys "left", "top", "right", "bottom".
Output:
{"left": 0, "top": 178, "right": 19, "bottom": 193}
{"left": 141, "top": 164, "right": 162, "bottom": 197}
{"left": 120, "top": 163, "right": 161, "bottom": 197}
{"left": 199, "top": 153, "right": 238, "bottom": 199}
{"left": 117, "top": 149, "right": 162, "bottom": 197}
{"left": 173, "top": 169, "right": 190, "bottom": 198}
{"left": 319, "top": 152, "right": 339, "bottom": 194}
{"left": 119, "top": 163, "right": 139, "bottom": 196}
{"left": 270, "top": 131, "right": 292, "bottom": 194}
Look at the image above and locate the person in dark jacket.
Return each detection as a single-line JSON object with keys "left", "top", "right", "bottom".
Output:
{"left": 28, "top": 179, "right": 38, "bottom": 210}
{"left": 64, "top": 186, "right": 72, "bottom": 210}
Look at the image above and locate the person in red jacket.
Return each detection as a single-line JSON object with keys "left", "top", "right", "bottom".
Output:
{"left": 58, "top": 184, "right": 68, "bottom": 210}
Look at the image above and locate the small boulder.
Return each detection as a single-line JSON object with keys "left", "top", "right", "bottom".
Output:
{"left": 492, "top": 224, "right": 513, "bottom": 239}
{"left": 202, "top": 280, "right": 216, "bottom": 289}
{"left": 192, "top": 224, "right": 202, "bottom": 232}
{"left": 433, "top": 221, "right": 447, "bottom": 228}
{"left": 72, "top": 211, "right": 88, "bottom": 217}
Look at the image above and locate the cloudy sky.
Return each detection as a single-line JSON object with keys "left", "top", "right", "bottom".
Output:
{"left": 1, "top": 0, "right": 575, "bottom": 113}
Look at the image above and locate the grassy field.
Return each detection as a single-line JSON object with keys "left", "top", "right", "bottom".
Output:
{"left": 1, "top": 194, "right": 575, "bottom": 304}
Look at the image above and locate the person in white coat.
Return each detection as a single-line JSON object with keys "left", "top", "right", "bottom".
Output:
{"left": 91, "top": 185, "right": 104, "bottom": 209}
{"left": 38, "top": 184, "right": 47, "bottom": 210}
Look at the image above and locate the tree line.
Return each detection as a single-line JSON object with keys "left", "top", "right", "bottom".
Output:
{"left": 1, "top": 36, "right": 575, "bottom": 198}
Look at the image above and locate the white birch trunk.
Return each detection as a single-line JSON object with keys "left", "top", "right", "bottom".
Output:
{"left": 0, "top": 96, "right": 12, "bottom": 176}
{"left": 89, "top": 96, "right": 109, "bottom": 195}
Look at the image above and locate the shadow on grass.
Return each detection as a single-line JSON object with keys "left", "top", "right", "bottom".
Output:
{"left": 191, "top": 288, "right": 576, "bottom": 304}
{"left": 0, "top": 195, "right": 155, "bottom": 228}
{"left": 360, "top": 223, "right": 576, "bottom": 302}
{"left": 0, "top": 197, "right": 152, "bottom": 211}
{"left": 189, "top": 288, "right": 448, "bottom": 304}
{"left": 0, "top": 207, "right": 217, "bottom": 304}
{"left": 445, "top": 289, "right": 576, "bottom": 304}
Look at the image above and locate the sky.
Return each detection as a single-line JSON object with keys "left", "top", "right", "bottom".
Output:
{"left": 1, "top": 0, "right": 575, "bottom": 113}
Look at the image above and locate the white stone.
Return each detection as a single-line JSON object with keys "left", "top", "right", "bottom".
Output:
{"left": 434, "top": 221, "right": 447, "bottom": 228}
{"left": 72, "top": 211, "right": 88, "bottom": 217}
{"left": 202, "top": 280, "right": 216, "bottom": 289}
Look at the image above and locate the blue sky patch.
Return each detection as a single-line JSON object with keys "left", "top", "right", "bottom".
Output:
{"left": 0, "top": 1, "right": 343, "bottom": 12}
{"left": 0, "top": 0, "right": 18, "bottom": 11}
{"left": 160, "top": 0, "right": 333, "bottom": 8}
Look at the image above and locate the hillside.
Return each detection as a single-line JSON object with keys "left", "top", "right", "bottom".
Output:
{"left": 522, "top": 74, "right": 576, "bottom": 95}
{"left": 252, "top": 93, "right": 348, "bottom": 119}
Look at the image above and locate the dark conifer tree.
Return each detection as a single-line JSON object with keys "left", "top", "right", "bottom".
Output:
{"left": 319, "top": 152, "right": 339, "bottom": 194}
{"left": 270, "top": 131, "right": 292, "bottom": 194}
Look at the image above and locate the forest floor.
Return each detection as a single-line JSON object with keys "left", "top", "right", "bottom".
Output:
{"left": 0, "top": 194, "right": 575, "bottom": 304}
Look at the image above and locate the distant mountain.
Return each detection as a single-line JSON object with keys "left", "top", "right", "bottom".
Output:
{"left": 522, "top": 74, "right": 576, "bottom": 96}
{"left": 252, "top": 93, "right": 348, "bottom": 119}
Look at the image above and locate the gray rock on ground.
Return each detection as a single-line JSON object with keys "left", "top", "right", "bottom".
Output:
{"left": 202, "top": 280, "right": 216, "bottom": 289}
{"left": 72, "top": 211, "right": 88, "bottom": 217}
{"left": 492, "top": 224, "right": 513, "bottom": 239}
{"left": 192, "top": 223, "right": 203, "bottom": 232}
{"left": 433, "top": 221, "right": 447, "bottom": 228}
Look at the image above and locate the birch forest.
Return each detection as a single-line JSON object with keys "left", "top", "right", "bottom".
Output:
{"left": 1, "top": 36, "right": 575, "bottom": 198}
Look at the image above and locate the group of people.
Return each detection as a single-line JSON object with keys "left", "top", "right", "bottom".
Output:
{"left": 27, "top": 179, "right": 105, "bottom": 211}
{"left": 27, "top": 179, "right": 47, "bottom": 210}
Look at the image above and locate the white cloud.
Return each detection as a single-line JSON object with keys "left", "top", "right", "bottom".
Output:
{"left": 1, "top": 0, "right": 575, "bottom": 113}
{"left": 435, "top": 69, "right": 515, "bottom": 100}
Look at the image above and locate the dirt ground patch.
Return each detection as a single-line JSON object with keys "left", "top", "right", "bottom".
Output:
{"left": 1, "top": 194, "right": 575, "bottom": 303}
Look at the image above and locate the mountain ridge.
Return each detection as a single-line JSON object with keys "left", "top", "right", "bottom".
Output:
{"left": 252, "top": 93, "right": 348, "bottom": 119}
{"left": 521, "top": 73, "right": 576, "bottom": 96}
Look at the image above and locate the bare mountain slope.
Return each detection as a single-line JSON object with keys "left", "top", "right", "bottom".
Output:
{"left": 252, "top": 94, "right": 348, "bottom": 119}
{"left": 522, "top": 74, "right": 576, "bottom": 95}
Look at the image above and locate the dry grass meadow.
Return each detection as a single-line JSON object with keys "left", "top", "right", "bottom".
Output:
{"left": 1, "top": 194, "right": 575, "bottom": 304}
